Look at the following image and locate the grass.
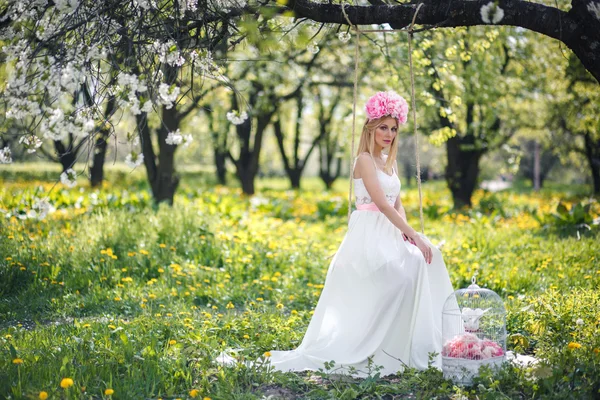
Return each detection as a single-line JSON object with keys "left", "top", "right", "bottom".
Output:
{"left": 0, "top": 165, "right": 599, "bottom": 399}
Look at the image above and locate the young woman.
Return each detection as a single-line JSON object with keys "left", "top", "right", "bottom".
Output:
{"left": 219, "top": 91, "right": 455, "bottom": 378}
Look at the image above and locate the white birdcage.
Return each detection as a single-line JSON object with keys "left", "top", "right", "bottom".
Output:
{"left": 441, "top": 276, "right": 507, "bottom": 385}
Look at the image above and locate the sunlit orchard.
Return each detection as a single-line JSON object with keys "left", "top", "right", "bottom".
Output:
{"left": 1, "top": 0, "right": 600, "bottom": 399}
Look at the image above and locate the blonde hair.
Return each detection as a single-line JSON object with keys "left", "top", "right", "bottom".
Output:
{"left": 355, "top": 116, "right": 399, "bottom": 175}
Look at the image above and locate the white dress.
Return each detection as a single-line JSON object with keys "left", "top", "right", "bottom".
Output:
{"left": 218, "top": 155, "right": 455, "bottom": 378}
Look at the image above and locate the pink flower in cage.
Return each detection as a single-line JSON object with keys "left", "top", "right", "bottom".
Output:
{"left": 365, "top": 91, "right": 409, "bottom": 124}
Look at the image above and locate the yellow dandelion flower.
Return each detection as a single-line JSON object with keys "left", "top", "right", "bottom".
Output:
{"left": 568, "top": 342, "right": 582, "bottom": 350}
{"left": 159, "top": 243, "right": 167, "bottom": 248}
{"left": 256, "top": 297, "right": 264, "bottom": 302}
{"left": 226, "top": 302, "right": 234, "bottom": 309}
{"left": 263, "top": 351, "right": 271, "bottom": 357}
{"left": 39, "top": 391, "right": 49, "bottom": 400}
{"left": 104, "top": 388, "right": 114, "bottom": 395}
{"left": 12, "top": 358, "right": 24, "bottom": 364}
{"left": 243, "top": 334, "right": 250, "bottom": 339}
{"left": 276, "top": 303, "right": 284, "bottom": 309}
{"left": 108, "top": 324, "right": 116, "bottom": 329}
{"left": 291, "top": 310, "right": 298, "bottom": 315}
{"left": 169, "top": 339, "right": 177, "bottom": 345}
{"left": 60, "top": 378, "right": 74, "bottom": 389}
{"left": 203, "top": 397, "right": 211, "bottom": 400}
{"left": 189, "top": 389, "right": 199, "bottom": 398}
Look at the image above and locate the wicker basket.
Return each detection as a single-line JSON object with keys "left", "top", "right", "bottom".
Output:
{"left": 442, "top": 355, "right": 505, "bottom": 385}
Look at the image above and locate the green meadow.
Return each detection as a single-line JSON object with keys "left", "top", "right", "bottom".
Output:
{"left": 1, "top": 164, "right": 599, "bottom": 399}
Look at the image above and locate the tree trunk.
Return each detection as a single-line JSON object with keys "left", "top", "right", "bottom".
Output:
{"left": 214, "top": 149, "right": 227, "bottom": 185}
{"left": 90, "top": 129, "right": 108, "bottom": 187}
{"left": 90, "top": 96, "right": 116, "bottom": 188}
{"left": 584, "top": 133, "right": 600, "bottom": 194}
{"left": 153, "top": 104, "right": 180, "bottom": 205}
{"left": 446, "top": 135, "right": 484, "bottom": 209}
{"left": 533, "top": 140, "right": 541, "bottom": 191}
{"left": 54, "top": 139, "right": 77, "bottom": 172}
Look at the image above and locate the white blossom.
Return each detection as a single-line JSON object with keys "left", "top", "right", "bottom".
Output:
{"left": 576, "top": 318, "right": 584, "bottom": 326}
{"left": 588, "top": 1, "right": 600, "bottom": 20}
{"left": 19, "top": 135, "right": 43, "bottom": 153}
{"left": 338, "top": 32, "right": 352, "bottom": 43}
{"left": 165, "top": 129, "right": 183, "bottom": 145}
{"left": 480, "top": 2, "right": 504, "bottom": 24}
{"left": 307, "top": 42, "right": 320, "bottom": 54}
{"left": 0, "top": 147, "right": 12, "bottom": 164}
{"left": 60, "top": 168, "right": 78, "bottom": 188}
{"left": 226, "top": 110, "right": 248, "bottom": 125}
{"left": 32, "top": 199, "right": 53, "bottom": 219}
{"left": 141, "top": 100, "right": 153, "bottom": 113}
{"left": 133, "top": 0, "right": 155, "bottom": 9}
{"left": 125, "top": 151, "right": 144, "bottom": 168}
{"left": 181, "top": 134, "right": 193, "bottom": 148}
{"left": 158, "top": 83, "right": 180, "bottom": 109}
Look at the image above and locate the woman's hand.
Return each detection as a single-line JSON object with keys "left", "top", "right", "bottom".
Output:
{"left": 411, "top": 235, "right": 432, "bottom": 264}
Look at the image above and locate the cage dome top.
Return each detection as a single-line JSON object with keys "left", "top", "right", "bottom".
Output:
{"left": 443, "top": 276, "right": 506, "bottom": 316}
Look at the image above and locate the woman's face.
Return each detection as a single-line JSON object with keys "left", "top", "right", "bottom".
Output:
{"left": 374, "top": 117, "right": 398, "bottom": 150}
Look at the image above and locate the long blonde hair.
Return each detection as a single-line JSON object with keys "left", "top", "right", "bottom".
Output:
{"left": 355, "top": 116, "right": 399, "bottom": 175}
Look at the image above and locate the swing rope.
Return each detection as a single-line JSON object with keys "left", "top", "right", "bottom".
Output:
{"left": 343, "top": 3, "right": 425, "bottom": 234}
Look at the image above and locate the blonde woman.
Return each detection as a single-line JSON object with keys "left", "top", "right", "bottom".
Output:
{"left": 219, "top": 91, "right": 454, "bottom": 378}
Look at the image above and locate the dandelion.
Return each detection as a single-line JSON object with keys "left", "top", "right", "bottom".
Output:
{"left": 104, "top": 388, "right": 114, "bottom": 395}
{"left": 189, "top": 389, "right": 199, "bottom": 398}
{"left": 263, "top": 351, "right": 271, "bottom": 357}
{"left": 169, "top": 339, "right": 177, "bottom": 345}
{"left": 12, "top": 358, "right": 24, "bottom": 364}
{"left": 60, "top": 377, "right": 74, "bottom": 389}
{"left": 60, "top": 168, "right": 77, "bottom": 188}
{"left": 568, "top": 342, "right": 582, "bottom": 350}
{"left": 125, "top": 151, "right": 144, "bottom": 168}
{"left": 39, "top": 392, "right": 49, "bottom": 400}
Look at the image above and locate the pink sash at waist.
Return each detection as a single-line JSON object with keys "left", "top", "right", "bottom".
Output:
{"left": 356, "top": 203, "right": 381, "bottom": 211}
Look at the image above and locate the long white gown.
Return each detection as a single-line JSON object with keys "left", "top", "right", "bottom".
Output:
{"left": 217, "top": 155, "right": 455, "bottom": 378}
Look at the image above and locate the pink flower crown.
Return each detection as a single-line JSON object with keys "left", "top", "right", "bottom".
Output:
{"left": 365, "top": 91, "right": 409, "bottom": 125}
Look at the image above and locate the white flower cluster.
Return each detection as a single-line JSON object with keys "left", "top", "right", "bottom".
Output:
{"left": 39, "top": 107, "right": 96, "bottom": 141}
{"left": 178, "top": 0, "right": 198, "bottom": 17}
{"left": 154, "top": 40, "right": 185, "bottom": 67}
{"left": 307, "top": 42, "right": 320, "bottom": 54}
{"left": 588, "top": 1, "right": 600, "bottom": 21}
{"left": 191, "top": 50, "right": 219, "bottom": 75}
{"left": 226, "top": 110, "right": 249, "bottom": 125}
{"left": 18, "top": 135, "right": 43, "bottom": 153}
{"left": 0, "top": 147, "right": 12, "bottom": 164}
{"left": 338, "top": 32, "right": 352, "bottom": 43}
{"left": 60, "top": 168, "right": 78, "bottom": 188}
{"left": 158, "top": 84, "right": 181, "bottom": 109}
{"left": 117, "top": 73, "right": 153, "bottom": 115}
{"left": 480, "top": 2, "right": 504, "bottom": 24}
{"left": 125, "top": 151, "right": 145, "bottom": 169}
{"left": 165, "top": 129, "right": 193, "bottom": 147}
{"left": 165, "top": 129, "right": 183, "bottom": 145}
{"left": 30, "top": 199, "right": 54, "bottom": 220}
{"left": 133, "top": 0, "right": 156, "bottom": 10}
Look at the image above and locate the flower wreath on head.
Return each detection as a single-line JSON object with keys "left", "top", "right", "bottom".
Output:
{"left": 365, "top": 91, "right": 409, "bottom": 125}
